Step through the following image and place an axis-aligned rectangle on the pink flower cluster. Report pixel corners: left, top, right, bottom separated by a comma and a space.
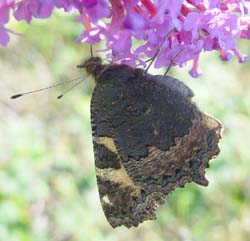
1, 0, 250, 77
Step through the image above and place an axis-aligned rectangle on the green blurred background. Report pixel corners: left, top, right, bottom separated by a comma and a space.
1, 11, 250, 241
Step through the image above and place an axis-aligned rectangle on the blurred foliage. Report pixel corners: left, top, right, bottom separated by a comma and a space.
1, 11, 250, 241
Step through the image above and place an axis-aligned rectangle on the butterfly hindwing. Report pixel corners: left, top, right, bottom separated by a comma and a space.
90, 63, 222, 228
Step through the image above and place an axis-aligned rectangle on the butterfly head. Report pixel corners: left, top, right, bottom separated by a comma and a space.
77, 57, 103, 78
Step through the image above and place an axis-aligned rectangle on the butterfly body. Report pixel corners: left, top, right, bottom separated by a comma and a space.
81, 57, 222, 228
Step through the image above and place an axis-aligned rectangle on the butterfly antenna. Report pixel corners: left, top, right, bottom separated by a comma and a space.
10, 76, 86, 99
90, 45, 94, 58
164, 49, 185, 76
145, 30, 173, 73
57, 78, 86, 99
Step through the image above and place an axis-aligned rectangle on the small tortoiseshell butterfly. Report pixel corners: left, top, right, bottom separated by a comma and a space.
78, 57, 223, 228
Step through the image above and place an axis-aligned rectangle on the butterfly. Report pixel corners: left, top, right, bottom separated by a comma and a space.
77, 57, 223, 228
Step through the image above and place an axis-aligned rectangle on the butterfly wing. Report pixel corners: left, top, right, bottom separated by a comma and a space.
91, 65, 222, 228
91, 83, 164, 228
